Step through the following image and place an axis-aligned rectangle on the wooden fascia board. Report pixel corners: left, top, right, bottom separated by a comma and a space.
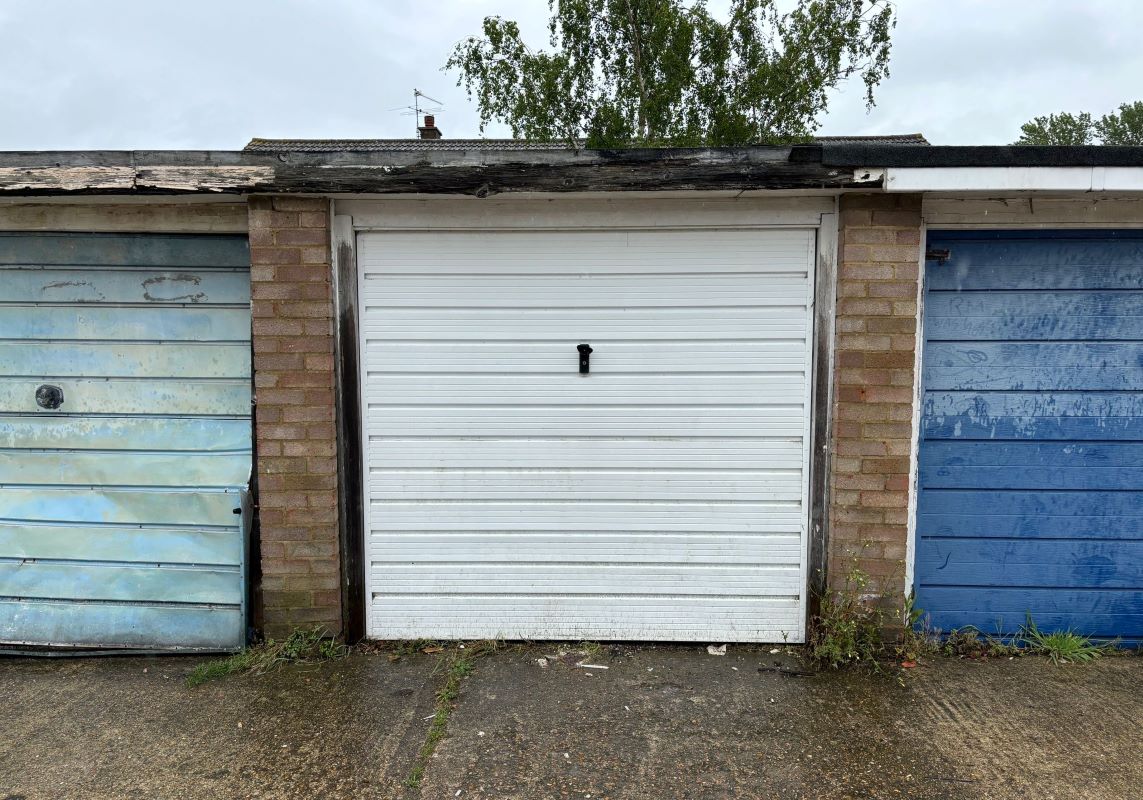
0, 148, 868, 196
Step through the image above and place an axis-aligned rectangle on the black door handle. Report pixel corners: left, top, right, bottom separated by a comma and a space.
577, 343, 593, 374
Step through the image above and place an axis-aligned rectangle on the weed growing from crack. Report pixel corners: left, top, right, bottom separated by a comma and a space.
895, 591, 941, 663
809, 562, 884, 669
916, 616, 1120, 665
809, 546, 1125, 671
185, 626, 347, 687
939, 626, 1021, 659
404, 641, 501, 790
381, 639, 446, 661
576, 641, 603, 659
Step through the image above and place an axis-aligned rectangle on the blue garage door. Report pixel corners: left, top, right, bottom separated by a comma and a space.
0, 233, 252, 651
916, 230, 1143, 641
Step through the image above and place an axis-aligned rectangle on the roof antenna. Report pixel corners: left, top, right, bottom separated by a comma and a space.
386, 89, 444, 137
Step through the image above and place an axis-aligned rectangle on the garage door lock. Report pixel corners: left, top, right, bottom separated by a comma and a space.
577, 343, 593, 374
35, 384, 64, 410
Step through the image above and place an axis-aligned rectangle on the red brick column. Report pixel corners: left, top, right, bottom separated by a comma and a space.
828, 194, 923, 601
247, 196, 342, 638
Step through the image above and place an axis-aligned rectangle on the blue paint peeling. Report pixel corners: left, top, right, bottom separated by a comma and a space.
916, 230, 1143, 641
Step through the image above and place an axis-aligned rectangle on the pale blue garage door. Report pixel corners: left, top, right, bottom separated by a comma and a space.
0, 233, 252, 650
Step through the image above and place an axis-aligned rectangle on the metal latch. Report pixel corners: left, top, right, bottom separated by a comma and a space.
577, 343, 593, 375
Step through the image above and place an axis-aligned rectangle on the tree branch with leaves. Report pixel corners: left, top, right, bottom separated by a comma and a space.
446, 0, 896, 147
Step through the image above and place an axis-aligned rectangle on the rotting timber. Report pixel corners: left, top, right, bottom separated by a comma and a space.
0, 144, 873, 197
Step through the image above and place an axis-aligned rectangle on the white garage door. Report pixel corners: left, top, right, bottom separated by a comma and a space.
358, 222, 816, 642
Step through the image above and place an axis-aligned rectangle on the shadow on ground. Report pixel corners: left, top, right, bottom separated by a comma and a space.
1, 645, 1139, 799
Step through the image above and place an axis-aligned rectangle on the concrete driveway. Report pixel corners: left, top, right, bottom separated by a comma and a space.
1, 645, 1139, 799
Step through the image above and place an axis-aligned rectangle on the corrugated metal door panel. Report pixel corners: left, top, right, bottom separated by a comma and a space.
915, 230, 1143, 641
371, 374, 803, 404
366, 598, 802, 642
0, 601, 242, 650
0, 524, 243, 563
370, 502, 805, 532
367, 408, 807, 437
0, 268, 249, 303
0, 380, 250, 415
0, 232, 251, 267
0, 417, 251, 450
362, 308, 807, 340
371, 439, 804, 469
0, 342, 250, 378
0, 232, 251, 651
362, 274, 809, 306
366, 341, 808, 372
0, 452, 249, 486
0, 307, 252, 340
358, 226, 815, 642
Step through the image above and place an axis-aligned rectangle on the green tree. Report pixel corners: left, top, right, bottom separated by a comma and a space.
1014, 112, 1095, 145
1096, 101, 1143, 145
1014, 102, 1143, 145
446, 0, 896, 147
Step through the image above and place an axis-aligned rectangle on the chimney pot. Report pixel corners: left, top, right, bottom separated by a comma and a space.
418, 114, 443, 140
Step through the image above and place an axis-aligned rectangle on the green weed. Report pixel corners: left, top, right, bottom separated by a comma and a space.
405, 641, 501, 789
809, 563, 885, 668
379, 639, 447, 661
1021, 616, 1117, 665
936, 616, 1120, 664
576, 641, 603, 659
812, 555, 1124, 670
185, 626, 347, 687
939, 626, 1020, 659
895, 591, 940, 663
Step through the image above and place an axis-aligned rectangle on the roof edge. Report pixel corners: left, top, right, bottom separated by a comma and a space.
242, 133, 929, 153
822, 144, 1143, 168
0, 146, 876, 196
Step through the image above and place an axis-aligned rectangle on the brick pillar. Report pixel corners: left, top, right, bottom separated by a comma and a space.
248, 196, 342, 638
828, 194, 923, 602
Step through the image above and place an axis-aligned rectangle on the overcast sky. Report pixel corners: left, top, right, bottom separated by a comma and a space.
0, 0, 1139, 150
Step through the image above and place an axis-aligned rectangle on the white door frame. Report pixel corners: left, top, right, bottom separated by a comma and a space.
334, 192, 840, 640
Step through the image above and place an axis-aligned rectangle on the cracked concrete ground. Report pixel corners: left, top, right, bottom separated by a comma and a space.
1, 645, 1139, 799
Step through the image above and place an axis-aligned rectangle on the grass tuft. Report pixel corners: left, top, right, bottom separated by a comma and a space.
931, 616, 1120, 665
1020, 616, 1117, 665
185, 626, 347, 687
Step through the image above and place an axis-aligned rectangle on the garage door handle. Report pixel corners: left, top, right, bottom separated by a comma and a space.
577, 343, 593, 374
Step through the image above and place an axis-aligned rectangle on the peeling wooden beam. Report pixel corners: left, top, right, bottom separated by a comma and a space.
268, 160, 862, 195
0, 163, 275, 196
0, 148, 871, 196
136, 166, 275, 193
0, 167, 136, 193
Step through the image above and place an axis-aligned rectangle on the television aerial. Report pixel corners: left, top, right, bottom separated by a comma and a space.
387, 89, 444, 136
